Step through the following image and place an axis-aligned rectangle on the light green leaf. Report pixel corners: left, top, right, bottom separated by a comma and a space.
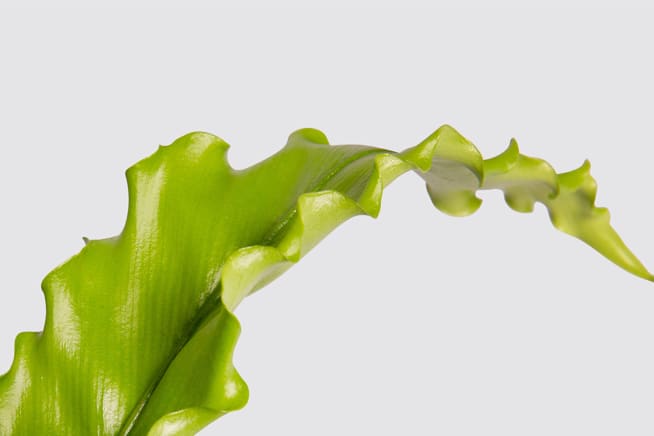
1, 125, 651, 435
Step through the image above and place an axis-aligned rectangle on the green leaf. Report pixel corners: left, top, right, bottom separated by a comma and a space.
1, 125, 651, 435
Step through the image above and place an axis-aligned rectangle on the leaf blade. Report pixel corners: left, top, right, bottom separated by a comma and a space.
1, 126, 650, 435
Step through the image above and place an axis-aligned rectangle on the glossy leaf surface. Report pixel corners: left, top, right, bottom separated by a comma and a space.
1, 125, 651, 435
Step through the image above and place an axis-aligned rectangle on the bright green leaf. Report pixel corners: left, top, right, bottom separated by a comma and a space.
1, 125, 651, 435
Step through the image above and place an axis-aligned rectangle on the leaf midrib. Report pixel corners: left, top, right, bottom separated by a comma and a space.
117, 292, 222, 435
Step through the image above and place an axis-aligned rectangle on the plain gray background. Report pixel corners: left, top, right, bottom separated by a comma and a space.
1, 6, 653, 435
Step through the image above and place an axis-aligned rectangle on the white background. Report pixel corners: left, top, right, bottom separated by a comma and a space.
1, 6, 653, 436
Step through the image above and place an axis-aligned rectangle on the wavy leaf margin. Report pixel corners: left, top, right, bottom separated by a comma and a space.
1, 125, 651, 435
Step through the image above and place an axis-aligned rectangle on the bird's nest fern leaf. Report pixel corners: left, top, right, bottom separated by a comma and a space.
1, 125, 650, 436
